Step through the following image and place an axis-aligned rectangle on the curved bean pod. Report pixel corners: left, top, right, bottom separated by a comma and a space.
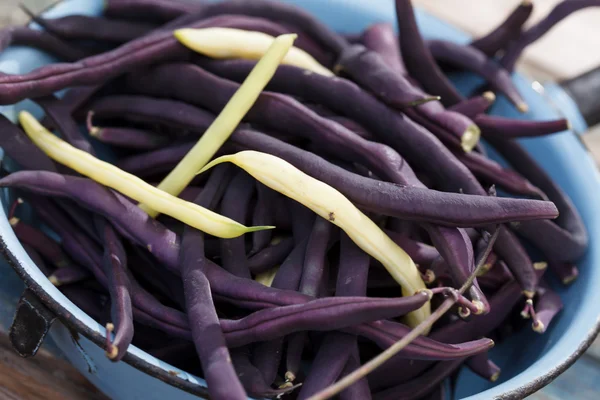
395, 0, 463, 105
501, 0, 600, 72
476, 115, 570, 139
0, 27, 88, 61
426, 39, 527, 111
470, 0, 533, 57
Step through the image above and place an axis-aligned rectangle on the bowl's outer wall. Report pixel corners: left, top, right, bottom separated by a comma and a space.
0, 1, 599, 399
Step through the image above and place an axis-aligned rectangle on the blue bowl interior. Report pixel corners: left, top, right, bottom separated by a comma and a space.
1, 0, 600, 399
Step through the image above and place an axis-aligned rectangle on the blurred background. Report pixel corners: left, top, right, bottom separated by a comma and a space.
0, 1, 599, 399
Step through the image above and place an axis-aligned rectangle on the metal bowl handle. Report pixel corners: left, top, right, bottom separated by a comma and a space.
9, 288, 56, 357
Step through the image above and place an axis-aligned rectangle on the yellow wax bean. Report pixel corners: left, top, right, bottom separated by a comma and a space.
174, 27, 333, 76
199, 151, 429, 326
18, 111, 273, 239
140, 32, 297, 217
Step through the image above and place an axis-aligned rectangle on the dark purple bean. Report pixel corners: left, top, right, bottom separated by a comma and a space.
531, 281, 564, 333
486, 137, 588, 262
427, 39, 527, 111
426, 226, 489, 314
501, 0, 600, 72
395, 0, 463, 105
10, 218, 71, 268
448, 92, 496, 119
219, 170, 254, 279
370, 280, 519, 390
326, 116, 375, 140
286, 217, 334, 379
0, 114, 59, 172
477, 260, 514, 292
129, 64, 422, 188
454, 148, 546, 199
298, 333, 356, 399
334, 44, 434, 108
60, 284, 109, 323
0, 14, 264, 104
338, 347, 372, 400
99, 219, 134, 361
49, 264, 91, 286
298, 233, 369, 394
22, 243, 53, 277
180, 165, 247, 400
29, 14, 155, 43
253, 237, 308, 385
0, 27, 88, 61
250, 183, 276, 255
237, 130, 556, 227
248, 236, 295, 275
103, 0, 199, 22
466, 352, 500, 382
360, 22, 406, 76
227, 128, 550, 296
230, 349, 297, 398
373, 358, 464, 400
89, 94, 216, 134
470, 0, 533, 57
220, 293, 431, 348
349, 321, 494, 360
128, 245, 185, 308
34, 94, 95, 154
476, 115, 570, 139
29, 196, 108, 284
86, 112, 168, 150
1, 171, 180, 270
116, 141, 194, 177
548, 262, 578, 285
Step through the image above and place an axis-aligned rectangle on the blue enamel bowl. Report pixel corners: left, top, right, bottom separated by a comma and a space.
0, 0, 599, 399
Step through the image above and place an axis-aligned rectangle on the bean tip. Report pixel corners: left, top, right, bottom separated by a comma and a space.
566, 119, 573, 131
483, 91, 496, 103
196, 155, 234, 175
410, 96, 441, 107
562, 273, 578, 285
472, 300, 486, 315
86, 111, 101, 137
490, 371, 501, 382
416, 288, 433, 300
48, 275, 60, 286
245, 225, 277, 233
533, 261, 547, 271
458, 306, 471, 319
517, 102, 529, 114
9, 216, 20, 226
532, 319, 545, 333
284, 371, 296, 383
105, 344, 119, 360
461, 125, 481, 153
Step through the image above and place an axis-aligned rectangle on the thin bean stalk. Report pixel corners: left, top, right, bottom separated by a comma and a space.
140, 32, 297, 217
307, 228, 500, 400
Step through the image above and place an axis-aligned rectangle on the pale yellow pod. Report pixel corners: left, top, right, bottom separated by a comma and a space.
175, 27, 334, 77
200, 151, 429, 326
18, 112, 273, 239
140, 32, 298, 217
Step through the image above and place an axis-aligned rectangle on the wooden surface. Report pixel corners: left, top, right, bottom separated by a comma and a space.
0, 334, 107, 400
1, 1, 600, 399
